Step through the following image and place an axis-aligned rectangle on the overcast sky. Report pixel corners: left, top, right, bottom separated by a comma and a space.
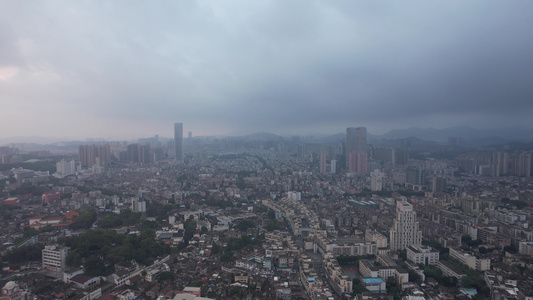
1, 1, 532, 140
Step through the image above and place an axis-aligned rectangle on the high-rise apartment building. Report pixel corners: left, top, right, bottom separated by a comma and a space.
371, 169, 383, 191
389, 199, 422, 251
330, 159, 337, 174
131, 198, 146, 212
320, 151, 327, 174
432, 176, 447, 196
373, 147, 395, 165
492, 151, 509, 177
174, 123, 183, 162
511, 151, 532, 177
346, 127, 367, 173
406, 167, 425, 186
78, 144, 111, 168
56, 159, 77, 176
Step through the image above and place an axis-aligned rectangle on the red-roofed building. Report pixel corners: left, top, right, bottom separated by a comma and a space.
42, 192, 61, 203
3, 197, 19, 205
64, 210, 79, 220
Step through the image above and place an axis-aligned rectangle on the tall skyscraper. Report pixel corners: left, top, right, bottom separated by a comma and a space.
370, 169, 383, 191
389, 199, 422, 251
174, 123, 183, 162
346, 127, 367, 169
330, 159, 337, 174
320, 151, 327, 174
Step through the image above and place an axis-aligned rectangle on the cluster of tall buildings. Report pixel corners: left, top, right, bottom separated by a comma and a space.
468, 151, 533, 177
492, 151, 532, 177
78, 144, 111, 168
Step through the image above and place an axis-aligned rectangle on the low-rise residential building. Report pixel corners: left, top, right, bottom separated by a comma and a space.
365, 229, 388, 248
449, 247, 490, 271
407, 244, 439, 265
361, 278, 386, 293
437, 260, 466, 283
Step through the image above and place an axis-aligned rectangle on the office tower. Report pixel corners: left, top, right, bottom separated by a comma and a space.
188, 131, 192, 139
330, 160, 337, 174
389, 199, 422, 251
174, 123, 183, 162
371, 169, 383, 191
406, 166, 425, 186
320, 151, 327, 174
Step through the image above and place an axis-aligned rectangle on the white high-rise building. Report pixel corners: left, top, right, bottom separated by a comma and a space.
389, 199, 422, 251
330, 160, 337, 174
42, 245, 70, 271
131, 198, 146, 212
56, 160, 76, 176
371, 169, 383, 191
287, 191, 301, 201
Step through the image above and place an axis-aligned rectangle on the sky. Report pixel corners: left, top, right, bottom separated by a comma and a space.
1, 1, 533, 141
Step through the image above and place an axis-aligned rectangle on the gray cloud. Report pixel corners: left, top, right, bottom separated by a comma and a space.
1, 1, 532, 139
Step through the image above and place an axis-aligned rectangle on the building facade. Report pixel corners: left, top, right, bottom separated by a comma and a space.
389, 199, 422, 251
407, 245, 439, 265
42, 245, 70, 271
174, 122, 183, 162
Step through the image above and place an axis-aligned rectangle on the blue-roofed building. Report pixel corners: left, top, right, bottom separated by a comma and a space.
361, 277, 386, 293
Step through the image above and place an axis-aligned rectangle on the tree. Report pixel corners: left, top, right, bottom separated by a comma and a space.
351, 279, 369, 295
23, 226, 39, 238
235, 220, 255, 232
221, 251, 234, 262
70, 209, 97, 229
5, 243, 44, 264
211, 244, 221, 255
386, 277, 400, 297
84, 257, 104, 277
158, 271, 173, 281
266, 220, 278, 232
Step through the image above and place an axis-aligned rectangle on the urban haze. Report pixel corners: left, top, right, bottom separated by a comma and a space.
1, 1, 533, 300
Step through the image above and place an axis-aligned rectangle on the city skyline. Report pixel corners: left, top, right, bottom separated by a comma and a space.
1, 1, 533, 140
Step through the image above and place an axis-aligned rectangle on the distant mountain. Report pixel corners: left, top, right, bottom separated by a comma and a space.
314, 133, 345, 143
377, 126, 533, 142
0, 136, 72, 146
239, 132, 282, 141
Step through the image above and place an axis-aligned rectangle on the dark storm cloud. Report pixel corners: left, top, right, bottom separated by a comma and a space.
0, 1, 532, 139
